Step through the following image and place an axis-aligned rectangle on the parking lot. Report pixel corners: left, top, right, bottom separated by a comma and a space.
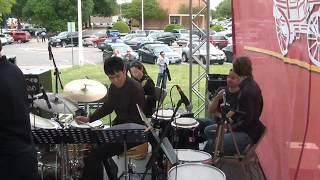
1, 38, 186, 69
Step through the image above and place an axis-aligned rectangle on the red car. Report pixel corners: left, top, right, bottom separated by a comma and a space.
9, 31, 31, 43
209, 35, 229, 49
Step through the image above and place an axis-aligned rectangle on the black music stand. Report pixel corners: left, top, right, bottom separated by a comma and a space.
95, 123, 147, 180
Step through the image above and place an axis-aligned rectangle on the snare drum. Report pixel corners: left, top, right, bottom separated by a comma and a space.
171, 117, 199, 149
174, 149, 212, 164
69, 120, 103, 128
29, 113, 60, 129
168, 163, 226, 180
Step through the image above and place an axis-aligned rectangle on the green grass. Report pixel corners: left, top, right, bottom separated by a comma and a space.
55, 63, 232, 122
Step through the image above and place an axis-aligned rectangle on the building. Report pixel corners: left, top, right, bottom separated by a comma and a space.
144, 0, 207, 29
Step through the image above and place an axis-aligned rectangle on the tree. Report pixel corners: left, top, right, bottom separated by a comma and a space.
0, 0, 16, 15
214, 0, 231, 18
122, 0, 167, 21
0, 0, 16, 27
21, 0, 94, 32
92, 0, 118, 17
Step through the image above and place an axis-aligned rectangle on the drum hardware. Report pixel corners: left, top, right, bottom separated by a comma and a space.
106, 124, 147, 180
137, 104, 181, 180
212, 103, 245, 166
63, 79, 108, 103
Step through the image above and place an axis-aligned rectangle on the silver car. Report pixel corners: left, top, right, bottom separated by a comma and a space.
181, 42, 226, 64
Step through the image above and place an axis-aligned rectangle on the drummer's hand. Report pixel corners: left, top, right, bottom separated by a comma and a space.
75, 116, 90, 124
144, 127, 153, 132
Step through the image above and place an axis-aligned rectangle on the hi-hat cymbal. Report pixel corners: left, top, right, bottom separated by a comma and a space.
63, 79, 107, 103
33, 93, 79, 114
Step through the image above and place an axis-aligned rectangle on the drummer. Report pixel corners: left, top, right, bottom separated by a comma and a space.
0, 40, 38, 179
75, 57, 145, 180
129, 61, 156, 117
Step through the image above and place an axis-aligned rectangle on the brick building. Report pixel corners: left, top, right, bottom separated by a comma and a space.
144, 0, 207, 29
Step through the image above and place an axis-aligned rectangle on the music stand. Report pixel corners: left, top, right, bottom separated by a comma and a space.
95, 123, 147, 180
136, 104, 178, 180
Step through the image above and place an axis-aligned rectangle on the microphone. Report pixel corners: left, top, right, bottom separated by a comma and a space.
165, 63, 171, 81
48, 43, 52, 60
176, 85, 192, 112
41, 86, 52, 109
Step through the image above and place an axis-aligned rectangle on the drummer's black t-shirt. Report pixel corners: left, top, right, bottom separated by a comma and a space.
0, 56, 34, 155
89, 76, 145, 125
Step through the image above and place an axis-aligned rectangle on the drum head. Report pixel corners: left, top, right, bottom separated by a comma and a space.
168, 163, 225, 180
29, 114, 60, 129
175, 149, 212, 163
171, 117, 199, 128
70, 120, 103, 128
152, 109, 180, 120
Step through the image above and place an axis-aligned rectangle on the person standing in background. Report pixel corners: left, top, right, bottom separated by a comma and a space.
156, 51, 169, 89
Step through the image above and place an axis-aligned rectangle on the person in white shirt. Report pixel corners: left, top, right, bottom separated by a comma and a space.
156, 51, 169, 89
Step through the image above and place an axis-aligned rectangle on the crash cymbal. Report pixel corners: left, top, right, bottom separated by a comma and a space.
63, 79, 107, 103
33, 93, 79, 114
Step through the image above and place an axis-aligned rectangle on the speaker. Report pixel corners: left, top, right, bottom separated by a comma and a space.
21, 68, 52, 98
207, 74, 227, 95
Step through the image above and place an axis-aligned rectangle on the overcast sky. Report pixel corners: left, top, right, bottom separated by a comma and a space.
117, 0, 224, 10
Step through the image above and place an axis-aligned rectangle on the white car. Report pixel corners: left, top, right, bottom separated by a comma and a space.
181, 42, 226, 64
0, 34, 14, 44
0, 35, 8, 45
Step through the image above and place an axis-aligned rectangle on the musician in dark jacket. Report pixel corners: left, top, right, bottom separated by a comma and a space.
0, 40, 38, 180
129, 61, 156, 117
232, 56, 265, 144
75, 57, 145, 180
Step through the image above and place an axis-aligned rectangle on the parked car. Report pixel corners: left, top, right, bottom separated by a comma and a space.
176, 34, 200, 46
181, 42, 226, 64
129, 30, 147, 36
102, 43, 138, 62
8, 31, 31, 43
0, 34, 14, 44
0, 35, 8, 45
209, 35, 229, 49
49, 31, 79, 47
123, 34, 146, 41
97, 38, 124, 51
124, 37, 152, 50
171, 29, 189, 39
106, 29, 121, 39
138, 43, 181, 64
222, 44, 233, 63
83, 34, 106, 47
148, 32, 176, 46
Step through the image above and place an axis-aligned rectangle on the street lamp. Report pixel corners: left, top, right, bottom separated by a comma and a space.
141, 0, 144, 30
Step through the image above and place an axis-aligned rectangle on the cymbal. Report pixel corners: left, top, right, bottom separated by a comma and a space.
33, 93, 79, 114
63, 79, 107, 103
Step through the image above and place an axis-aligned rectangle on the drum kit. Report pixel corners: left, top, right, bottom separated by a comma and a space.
30, 79, 108, 180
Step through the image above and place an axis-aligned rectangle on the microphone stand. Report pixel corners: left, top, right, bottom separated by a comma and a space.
141, 99, 183, 180
48, 43, 63, 94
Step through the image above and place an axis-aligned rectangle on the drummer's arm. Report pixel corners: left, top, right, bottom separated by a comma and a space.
208, 89, 224, 114
89, 93, 114, 122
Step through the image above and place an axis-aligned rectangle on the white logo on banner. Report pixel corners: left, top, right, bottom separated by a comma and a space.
273, 0, 320, 66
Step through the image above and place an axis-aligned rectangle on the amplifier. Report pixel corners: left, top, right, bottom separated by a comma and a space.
21, 68, 52, 98
207, 74, 227, 95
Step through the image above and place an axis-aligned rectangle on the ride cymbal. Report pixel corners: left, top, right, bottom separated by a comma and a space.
63, 79, 107, 103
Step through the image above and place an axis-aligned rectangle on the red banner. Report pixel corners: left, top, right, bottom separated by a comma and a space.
233, 0, 320, 179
